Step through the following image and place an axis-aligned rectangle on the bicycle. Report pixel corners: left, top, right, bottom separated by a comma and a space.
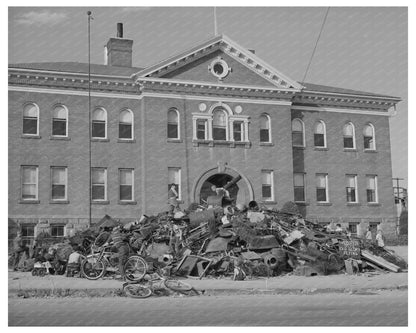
122, 270, 195, 299
80, 244, 147, 281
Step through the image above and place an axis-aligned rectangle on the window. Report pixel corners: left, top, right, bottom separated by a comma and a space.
363, 124, 376, 150
316, 174, 329, 202
119, 110, 133, 139
346, 175, 358, 203
292, 119, 304, 147
196, 119, 207, 140
51, 225, 65, 238
21, 166, 38, 200
91, 168, 107, 201
343, 122, 355, 149
261, 170, 274, 201
168, 167, 181, 200
52, 105, 68, 137
209, 58, 230, 80
51, 167, 67, 201
366, 175, 378, 203
23, 103, 39, 135
167, 108, 179, 139
233, 121, 244, 142
314, 121, 326, 147
212, 109, 227, 140
21, 225, 35, 247
293, 173, 305, 202
119, 169, 134, 201
92, 108, 107, 139
260, 114, 271, 143
348, 223, 358, 236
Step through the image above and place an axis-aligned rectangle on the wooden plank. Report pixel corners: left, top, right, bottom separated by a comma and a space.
361, 250, 400, 272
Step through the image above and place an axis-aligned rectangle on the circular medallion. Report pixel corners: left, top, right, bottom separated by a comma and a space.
198, 103, 207, 112
235, 105, 243, 114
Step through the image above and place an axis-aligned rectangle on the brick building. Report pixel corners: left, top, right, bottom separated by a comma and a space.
8, 30, 401, 244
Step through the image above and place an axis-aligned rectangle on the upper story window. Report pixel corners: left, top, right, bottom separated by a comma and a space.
259, 114, 271, 143
52, 105, 68, 137
119, 169, 134, 202
366, 175, 378, 203
51, 167, 67, 201
91, 168, 107, 201
363, 123, 376, 150
343, 122, 356, 149
292, 118, 305, 147
293, 173, 305, 202
261, 170, 274, 201
23, 103, 39, 135
21, 166, 38, 201
316, 173, 329, 202
346, 174, 358, 203
314, 120, 326, 148
92, 108, 107, 139
212, 108, 227, 141
167, 108, 180, 139
119, 109, 133, 140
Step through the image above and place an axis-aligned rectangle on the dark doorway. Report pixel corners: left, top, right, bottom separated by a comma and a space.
200, 173, 239, 204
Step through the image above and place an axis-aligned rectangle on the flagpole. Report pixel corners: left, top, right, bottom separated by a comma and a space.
87, 11, 92, 227
214, 7, 217, 36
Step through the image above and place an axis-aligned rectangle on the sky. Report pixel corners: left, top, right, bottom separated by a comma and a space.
8, 6, 408, 187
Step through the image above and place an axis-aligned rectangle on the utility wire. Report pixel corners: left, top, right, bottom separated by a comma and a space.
87, 11, 92, 227
301, 7, 330, 85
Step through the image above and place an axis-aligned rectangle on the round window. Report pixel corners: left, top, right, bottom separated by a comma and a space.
209, 58, 230, 79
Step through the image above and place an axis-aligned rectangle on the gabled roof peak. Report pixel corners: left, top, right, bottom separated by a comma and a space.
134, 35, 303, 90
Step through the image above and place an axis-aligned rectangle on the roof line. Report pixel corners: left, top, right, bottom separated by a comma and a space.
8, 67, 133, 80
301, 89, 401, 101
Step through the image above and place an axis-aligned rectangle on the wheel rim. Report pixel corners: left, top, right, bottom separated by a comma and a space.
124, 285, 152, 298
82, 256, 105, 280
124, 256, 147, 281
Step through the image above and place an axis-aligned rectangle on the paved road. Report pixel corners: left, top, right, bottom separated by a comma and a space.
9, 291, 407, 326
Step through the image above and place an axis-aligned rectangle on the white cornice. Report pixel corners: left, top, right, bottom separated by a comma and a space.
8, 85, 142, 99
301, 89, 401, 102
9, 67, 133, 80
141, 92, 292, 106
137, 77, 299, 93
291, 105, 395, 117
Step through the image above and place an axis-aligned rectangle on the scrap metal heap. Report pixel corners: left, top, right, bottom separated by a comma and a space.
70, 201, 407, 279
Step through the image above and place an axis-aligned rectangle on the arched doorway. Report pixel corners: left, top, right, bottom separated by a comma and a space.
192, 166, 254, 205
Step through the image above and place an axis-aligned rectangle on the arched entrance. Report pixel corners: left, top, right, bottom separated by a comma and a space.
192, 166, 254, 205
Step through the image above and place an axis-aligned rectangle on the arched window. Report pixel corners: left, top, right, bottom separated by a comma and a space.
363, 123, 376, 150
119, 109, 133, 139
52, 105, 68, 137
23, 103, 39, 135
314, 120, 326, 147
292, 118, 305, 147
92, 108, 107, 139
343, 122, 355, 149
167, 108, 179, 139
212, 108, 227, 140
260, 114, 271, 143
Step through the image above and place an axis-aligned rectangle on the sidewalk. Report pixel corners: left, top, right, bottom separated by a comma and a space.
8, 270, 408, 297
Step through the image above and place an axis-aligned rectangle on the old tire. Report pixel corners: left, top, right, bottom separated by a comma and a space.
124, 284, 152, 299
81, 255, 106, 280
124, 255, 147, 282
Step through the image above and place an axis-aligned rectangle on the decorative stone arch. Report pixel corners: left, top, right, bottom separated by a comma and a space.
192, 164, 254, 205
207, 102, 233, 116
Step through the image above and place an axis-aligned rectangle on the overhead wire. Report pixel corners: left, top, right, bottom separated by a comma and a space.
301, 7, 330, 85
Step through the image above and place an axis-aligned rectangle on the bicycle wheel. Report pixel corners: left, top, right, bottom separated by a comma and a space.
124, 256, 147, 282
81, 255, 106, 280
164, 279, 193, 292
123, 284, 152, 299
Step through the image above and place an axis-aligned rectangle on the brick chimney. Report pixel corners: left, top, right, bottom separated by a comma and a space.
105, 23, 133, 67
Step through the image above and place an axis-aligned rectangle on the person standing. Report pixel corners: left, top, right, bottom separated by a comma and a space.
104, 226, 130, 279
12, 231, 29, 271
168, 184, 180, 215
376, 230, 385, 248
365, 227, 373, 241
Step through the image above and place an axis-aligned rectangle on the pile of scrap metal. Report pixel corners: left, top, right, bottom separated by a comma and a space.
69, 202, 407, 280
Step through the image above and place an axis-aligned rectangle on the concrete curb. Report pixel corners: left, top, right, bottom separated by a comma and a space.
8, 284, 408, 298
